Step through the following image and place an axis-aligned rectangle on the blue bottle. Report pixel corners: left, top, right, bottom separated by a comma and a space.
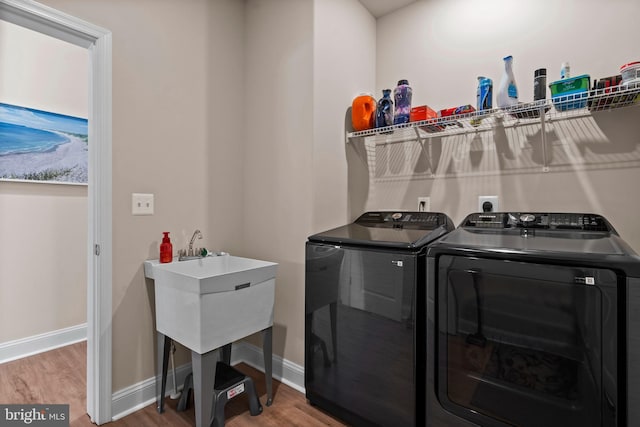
393, 79, 412, 124
477, 76, 493, 111
375, 89, 394, 128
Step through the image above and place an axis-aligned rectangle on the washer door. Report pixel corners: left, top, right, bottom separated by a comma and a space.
436, 255, 618, 427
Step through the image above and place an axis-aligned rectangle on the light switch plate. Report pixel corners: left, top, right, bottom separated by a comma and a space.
132, 193, 154, 215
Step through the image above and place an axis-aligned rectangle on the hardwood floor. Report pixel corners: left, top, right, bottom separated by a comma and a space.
0, 342, 347, 426
0, 341, 87, 424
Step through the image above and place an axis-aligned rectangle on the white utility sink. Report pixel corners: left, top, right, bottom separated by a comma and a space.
144, 255, 278, 354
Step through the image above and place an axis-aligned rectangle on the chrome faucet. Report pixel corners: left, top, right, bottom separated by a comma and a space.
188, 229, 203, 256
178, 229, 227, 261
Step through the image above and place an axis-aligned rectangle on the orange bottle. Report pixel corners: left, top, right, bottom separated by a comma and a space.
351, 93, 376, 131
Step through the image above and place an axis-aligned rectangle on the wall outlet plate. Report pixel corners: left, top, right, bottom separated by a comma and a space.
132, 193, 154, 215
478, 195, 499, 212
418, 196, 431, 212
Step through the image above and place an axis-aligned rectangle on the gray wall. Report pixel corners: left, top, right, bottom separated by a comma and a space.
0, 20, 88, 342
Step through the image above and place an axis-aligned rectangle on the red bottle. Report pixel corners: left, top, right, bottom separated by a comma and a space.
160, 232, 173, 263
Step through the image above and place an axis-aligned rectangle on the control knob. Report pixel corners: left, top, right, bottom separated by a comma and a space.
520, 213, 536, 225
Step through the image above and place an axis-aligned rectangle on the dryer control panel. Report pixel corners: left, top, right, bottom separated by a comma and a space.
356, 211, 448, 229
462, 212, 614, 232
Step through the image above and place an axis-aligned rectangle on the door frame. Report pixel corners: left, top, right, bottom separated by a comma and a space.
0, 0, 112, 424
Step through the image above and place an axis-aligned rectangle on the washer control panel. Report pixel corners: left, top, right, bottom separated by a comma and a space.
463, 212, 612, 232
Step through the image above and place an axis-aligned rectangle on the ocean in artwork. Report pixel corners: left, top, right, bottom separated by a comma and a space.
0, 102, 88, 183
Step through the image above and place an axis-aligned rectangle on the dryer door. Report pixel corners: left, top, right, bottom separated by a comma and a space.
305, 242, 419, 426
436, 255, 618, 427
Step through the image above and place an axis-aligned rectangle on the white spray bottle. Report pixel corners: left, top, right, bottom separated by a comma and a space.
497, 55, 519, 108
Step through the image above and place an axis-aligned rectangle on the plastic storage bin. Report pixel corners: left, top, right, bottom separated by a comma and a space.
410, 105, 437, 122
549, 74, 590, 111
620, 61, 640, 89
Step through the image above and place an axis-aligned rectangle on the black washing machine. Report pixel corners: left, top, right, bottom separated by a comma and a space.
305, 211, 454, 427
425, 212, 640, 427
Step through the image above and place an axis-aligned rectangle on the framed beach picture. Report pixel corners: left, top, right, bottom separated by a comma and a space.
0, 102, 88, 184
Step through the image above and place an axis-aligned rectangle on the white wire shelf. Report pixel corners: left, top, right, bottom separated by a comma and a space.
346, 85, 640, 143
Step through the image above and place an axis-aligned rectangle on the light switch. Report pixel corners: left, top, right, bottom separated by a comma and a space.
132, 193, 154, 215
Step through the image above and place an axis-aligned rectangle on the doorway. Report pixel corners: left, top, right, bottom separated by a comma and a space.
0, 0, 112, 424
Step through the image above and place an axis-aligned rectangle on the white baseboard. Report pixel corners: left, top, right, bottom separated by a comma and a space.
111, 361, 193, 420
0, 323, 87, 364
231, 341, 305, 394
110, 341, 305, 421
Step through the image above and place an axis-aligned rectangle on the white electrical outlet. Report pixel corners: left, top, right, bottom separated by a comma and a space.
478, 195, 499, 212
418, 196, 431, 212
132, 193, 154, 215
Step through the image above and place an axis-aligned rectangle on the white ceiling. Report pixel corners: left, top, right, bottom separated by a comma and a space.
358, 0, 418, 18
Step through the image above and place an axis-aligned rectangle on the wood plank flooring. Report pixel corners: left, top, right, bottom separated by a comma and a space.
0, 342, 348, 426
0, 341, 87, 424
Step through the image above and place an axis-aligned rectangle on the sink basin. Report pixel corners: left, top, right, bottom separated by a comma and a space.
144, 255, 278, 353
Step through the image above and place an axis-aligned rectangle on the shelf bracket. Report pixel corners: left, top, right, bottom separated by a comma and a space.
413, 127, 435, 176
413, 127, 425, 145
540, 103, 549, 172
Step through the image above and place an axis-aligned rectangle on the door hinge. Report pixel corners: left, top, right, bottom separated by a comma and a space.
94, 244, 101, 256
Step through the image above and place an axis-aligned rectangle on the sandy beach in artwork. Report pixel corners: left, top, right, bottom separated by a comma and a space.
0, 133, 88, 183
